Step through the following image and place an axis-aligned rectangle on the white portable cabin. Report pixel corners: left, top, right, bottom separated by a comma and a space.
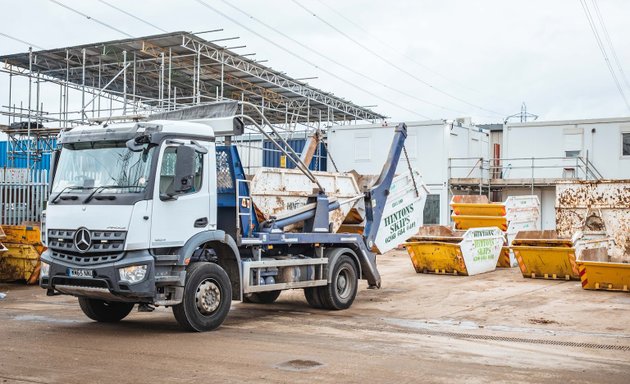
502, 116, 630, 229
327, 119, 490, 225
503, 116, 630, 179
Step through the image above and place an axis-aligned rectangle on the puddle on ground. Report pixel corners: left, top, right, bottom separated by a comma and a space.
275, 359, 324, 372
4, 303, 70, 311
383, 317, 630, 340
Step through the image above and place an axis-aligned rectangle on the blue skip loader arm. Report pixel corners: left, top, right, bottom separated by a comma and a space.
362, 123, 408, 250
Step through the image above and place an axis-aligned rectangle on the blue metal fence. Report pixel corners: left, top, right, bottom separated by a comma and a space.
262, 138, 327, 171
0, 141, 53, 173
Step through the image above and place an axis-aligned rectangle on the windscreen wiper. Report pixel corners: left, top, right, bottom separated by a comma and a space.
83, 185, 143, 204
50, 186, 93, 204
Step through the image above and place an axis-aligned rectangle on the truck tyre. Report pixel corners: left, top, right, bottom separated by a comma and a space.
319, 255, 358, 310
78, 297, 134, 322
243, 290, 281, 304
303, 287, 323, 309
173, 262, 232, 332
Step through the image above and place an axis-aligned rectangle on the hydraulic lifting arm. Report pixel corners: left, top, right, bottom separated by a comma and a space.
362, 123, 408, 249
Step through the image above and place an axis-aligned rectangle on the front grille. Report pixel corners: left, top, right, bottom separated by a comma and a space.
51, 250, 124, 266
51, 276, 109, 289
48, 228, 126, 255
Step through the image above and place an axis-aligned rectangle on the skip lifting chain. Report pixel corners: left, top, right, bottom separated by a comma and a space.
402, 144, 420, 196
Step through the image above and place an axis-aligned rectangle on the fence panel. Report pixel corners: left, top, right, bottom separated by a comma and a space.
0, 169, 49, 225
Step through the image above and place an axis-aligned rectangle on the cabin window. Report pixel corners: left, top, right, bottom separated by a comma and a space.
159, 146, 203, 195
623, 133, 630, 157
565, 150, 580, 158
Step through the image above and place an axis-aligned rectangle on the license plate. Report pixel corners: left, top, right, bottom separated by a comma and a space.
67, 268, 94, 278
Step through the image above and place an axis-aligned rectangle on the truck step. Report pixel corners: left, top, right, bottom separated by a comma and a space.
154, 254, 179, 265
155, 275, 184, 285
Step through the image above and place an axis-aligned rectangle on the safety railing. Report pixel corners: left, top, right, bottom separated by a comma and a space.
448, 155, 603, 186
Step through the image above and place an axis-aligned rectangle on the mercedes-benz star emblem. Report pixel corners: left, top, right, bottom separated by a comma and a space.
74, 228, 91, 253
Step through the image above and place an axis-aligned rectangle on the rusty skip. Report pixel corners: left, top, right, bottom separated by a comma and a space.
556, 180, 630, 262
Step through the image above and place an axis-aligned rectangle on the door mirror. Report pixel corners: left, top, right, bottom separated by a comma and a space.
173, 145, 196, 194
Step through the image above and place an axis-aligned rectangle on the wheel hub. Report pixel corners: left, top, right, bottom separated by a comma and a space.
336, 269, 351, 299
337, 274, 347, 293
195, 279, 221, 315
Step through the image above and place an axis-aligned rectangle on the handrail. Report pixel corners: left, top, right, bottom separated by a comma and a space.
448, 155, 603, 182
577, 157, 604, 180
449, 156, 588, 161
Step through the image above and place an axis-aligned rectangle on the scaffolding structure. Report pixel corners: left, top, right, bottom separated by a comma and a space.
0, 31, 385, 169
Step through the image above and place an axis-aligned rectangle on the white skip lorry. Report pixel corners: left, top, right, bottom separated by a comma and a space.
39, 102, 421, 331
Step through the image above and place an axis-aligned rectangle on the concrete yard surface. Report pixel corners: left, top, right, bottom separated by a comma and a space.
1, 250, 629, 383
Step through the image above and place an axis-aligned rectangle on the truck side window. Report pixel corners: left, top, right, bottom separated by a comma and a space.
159, 147, 204, 195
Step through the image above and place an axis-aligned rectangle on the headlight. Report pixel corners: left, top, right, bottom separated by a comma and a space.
118, 265, 148, 284
40, 261, 50, 277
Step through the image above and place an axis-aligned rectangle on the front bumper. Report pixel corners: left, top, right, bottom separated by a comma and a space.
40, 249, 157, 303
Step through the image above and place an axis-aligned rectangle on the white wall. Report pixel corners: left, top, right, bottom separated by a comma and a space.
327, 119, 490, 225
503, 117, 630, 179
328, 120, 489, 183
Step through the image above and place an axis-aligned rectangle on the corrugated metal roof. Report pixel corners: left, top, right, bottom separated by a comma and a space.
0, 31, 384, 124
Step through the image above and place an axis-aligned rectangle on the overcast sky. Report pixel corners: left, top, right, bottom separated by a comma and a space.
1, 0, 629, 124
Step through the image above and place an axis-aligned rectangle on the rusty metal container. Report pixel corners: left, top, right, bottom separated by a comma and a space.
0, 225, 44, 284
250, 168, 361, 232
450, 195, 540, 220
450, 195, 540, 268
450, 195, 505, 216
404, 226, 504, 276
576, 238, 630, 292
510, 230, 579, 280
577, 260, 630, 292
555, 180, 630, 291
451, 215, 508, 231
556, 180, 630, 263
497, 246, 511, 268
504, 195, 541, 222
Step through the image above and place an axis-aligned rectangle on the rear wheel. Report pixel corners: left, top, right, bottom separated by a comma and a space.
243, 290, 281, 304
173, 262, 232, 332
319, 255, 358, 310
78, 298, 135, 323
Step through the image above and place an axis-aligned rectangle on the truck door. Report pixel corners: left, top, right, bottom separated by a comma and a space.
150, 142, 212, 249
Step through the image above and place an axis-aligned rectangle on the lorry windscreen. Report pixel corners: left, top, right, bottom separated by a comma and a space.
51, 141, 155, 195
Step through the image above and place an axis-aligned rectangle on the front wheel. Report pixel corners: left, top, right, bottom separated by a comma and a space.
78, 297, 135, 322
173, 262, 232, 332
319, 255, 359, 310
